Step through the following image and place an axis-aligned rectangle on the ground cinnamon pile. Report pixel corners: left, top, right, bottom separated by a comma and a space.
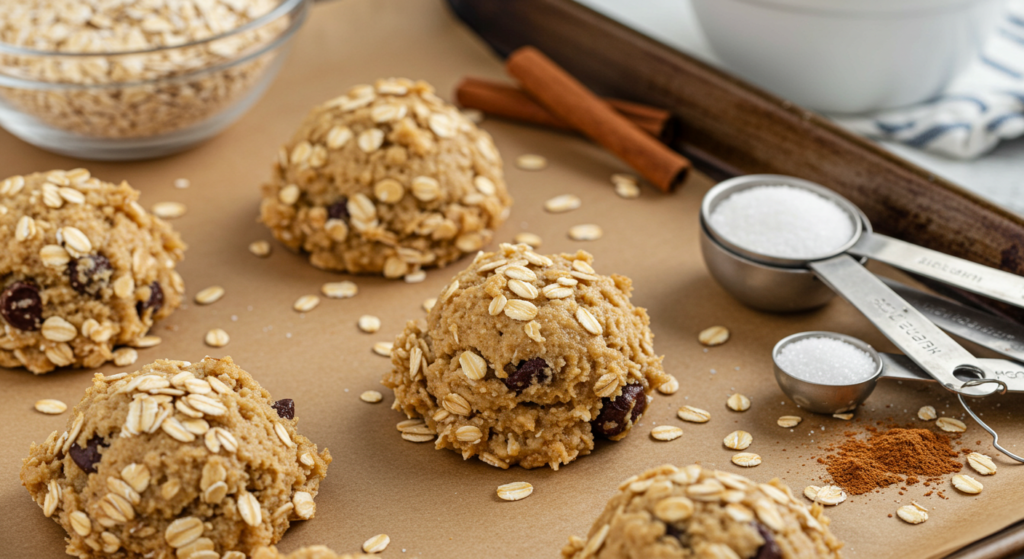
824, 428, 962, 494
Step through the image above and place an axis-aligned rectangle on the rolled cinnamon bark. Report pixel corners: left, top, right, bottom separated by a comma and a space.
455, 77, 679, 143
505, 46, 691, 192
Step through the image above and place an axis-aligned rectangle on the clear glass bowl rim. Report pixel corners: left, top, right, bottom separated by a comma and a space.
0, 0, 307, 58
0, 0, 309, 89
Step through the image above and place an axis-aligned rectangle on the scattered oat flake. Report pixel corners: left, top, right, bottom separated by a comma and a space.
497, 481, 534, 501
803, 486, 820, 501
322, 281, 358, 299
723, 430, 752, 450
516, 154, 547, 170
917, 405, 937, 421
651, 425, 683, 441
372, 342, 394, 357
568, 224, 603, 241
133, 335, 162, 348
152, 201, 186, 219
726, 393, 750, 412
967, 452, 997, 475
814, 485, 847, 505
951, 474, 983, 494
897, 504, 928, 524
205, 329, 229, 348
249, 241, 271, 257
422, 298, 437, 312
698, 326, 730, 346
294, 295, 320, 312
777, 415, 802, 428
362, 534, 390, 554
404, 270, 426, 283
35, 399, 67, 414
678, 405, 711, 423
360, 390, 383, 404
657, 374, 679, 395
195, 286, 225, 305
174, 178, 190, 189
936, 416, 966, 433
514, 232, 543, 248
358, 315, 381, 333
731, 453, 761, 467
833, 413, 854, 420
545, 194, 582, 213
614, 181, 641, 199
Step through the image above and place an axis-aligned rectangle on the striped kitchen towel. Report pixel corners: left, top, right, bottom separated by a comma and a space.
836, 0, 1024, 159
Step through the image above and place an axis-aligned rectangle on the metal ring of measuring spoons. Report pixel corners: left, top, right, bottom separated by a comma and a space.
957, 379, 1024, 463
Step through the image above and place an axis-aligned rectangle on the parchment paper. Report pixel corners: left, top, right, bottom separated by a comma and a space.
2, 1, 1023, 558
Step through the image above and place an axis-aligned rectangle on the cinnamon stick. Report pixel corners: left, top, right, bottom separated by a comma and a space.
505, 46, 691, 192
456, 77, 679, 143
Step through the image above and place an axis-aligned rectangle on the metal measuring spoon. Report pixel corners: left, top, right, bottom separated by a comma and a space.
702, 175, 1014, 398
703, 174, 1024, 310
773, 331, 1024, 463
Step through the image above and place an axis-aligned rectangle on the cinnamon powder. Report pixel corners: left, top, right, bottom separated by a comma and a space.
824, 428, 962, 495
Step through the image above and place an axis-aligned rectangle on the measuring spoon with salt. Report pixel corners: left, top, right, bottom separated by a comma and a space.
773, 331, 1024, 463
703, 175, 1024, 310
700, 174, 1011, 398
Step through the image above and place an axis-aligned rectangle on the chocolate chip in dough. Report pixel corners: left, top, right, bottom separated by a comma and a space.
272, 398, 294, 419
68, 254, 112, 296
0, 281, 42, 331
328, 198, 350, 222
754, 522, 783, 559
592, 383, 647, 438
502, 358, 550, 392
136, 281, 164, 318
69, 436, 108, 474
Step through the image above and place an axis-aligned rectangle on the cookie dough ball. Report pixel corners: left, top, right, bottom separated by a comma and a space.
260, 78, 512, 277
383, 243, 667, 470
21, 357, 331, 558
0, 169, 186, 374
562, 465, 843, 559
254, 546, 370, 559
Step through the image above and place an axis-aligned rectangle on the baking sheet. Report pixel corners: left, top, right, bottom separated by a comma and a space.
2, 1, 1024, 557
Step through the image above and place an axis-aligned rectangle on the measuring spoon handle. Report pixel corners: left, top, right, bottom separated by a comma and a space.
808, 255, 994, 397
881, 278, 1024, 363
850, 234, 1024, 310
880, 353, 1024, 393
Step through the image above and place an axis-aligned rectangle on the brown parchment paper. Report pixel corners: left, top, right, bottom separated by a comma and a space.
2, 1, 1023, 558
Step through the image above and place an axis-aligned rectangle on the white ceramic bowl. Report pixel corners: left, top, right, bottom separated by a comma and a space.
690, 0, 1004, 113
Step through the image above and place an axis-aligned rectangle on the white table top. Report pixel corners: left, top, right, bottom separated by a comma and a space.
577, 0, 1024, 216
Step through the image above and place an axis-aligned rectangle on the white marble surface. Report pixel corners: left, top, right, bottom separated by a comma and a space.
577, 0, 1024, 216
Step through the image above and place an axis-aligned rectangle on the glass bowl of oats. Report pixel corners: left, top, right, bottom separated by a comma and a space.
0, 0, 309, 160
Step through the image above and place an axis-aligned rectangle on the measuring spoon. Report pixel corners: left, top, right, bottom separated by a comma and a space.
773, 331, 1024, 462
702, 175, 1024, 310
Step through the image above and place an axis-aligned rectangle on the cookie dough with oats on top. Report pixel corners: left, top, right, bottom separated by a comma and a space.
562, 465, 843, 559
260, 78, 513, 277
20, 356, 331, 558
0, 170, 185, 374
383, 243, 667, 470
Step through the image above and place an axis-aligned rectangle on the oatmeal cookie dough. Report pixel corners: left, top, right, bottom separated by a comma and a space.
562, 465, 843, 559
383, 243, 667, 470
20, 356, 331, 558
260, 78, 512, 277
0, 170, 186, 374
253, 546, 369, 559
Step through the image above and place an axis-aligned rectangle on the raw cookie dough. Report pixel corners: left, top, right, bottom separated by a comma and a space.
383, 243, 667, 470
562, 465, 843, 559
253, 546, 369, 559
260, 78, 512, 277
0, 169, 186, 374
21, 356, 331, 558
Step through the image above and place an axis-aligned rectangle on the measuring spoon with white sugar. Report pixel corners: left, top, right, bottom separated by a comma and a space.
701, 174, 1021, 398
702, 174, 1024, 310
773, 331, 1024, 463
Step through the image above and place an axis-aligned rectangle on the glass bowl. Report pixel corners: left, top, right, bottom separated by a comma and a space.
0, 0, 309, 160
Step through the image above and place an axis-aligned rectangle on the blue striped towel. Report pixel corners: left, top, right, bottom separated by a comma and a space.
836, 0, 1024, 159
